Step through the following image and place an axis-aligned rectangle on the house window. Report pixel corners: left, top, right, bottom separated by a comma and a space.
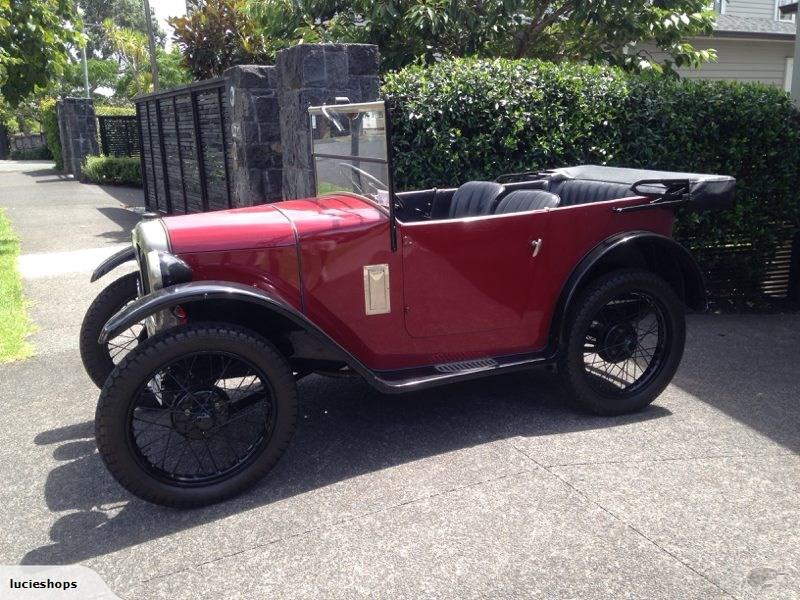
776, 0, 796, 22
713, 0, 726, 13
786, 57, 794, 93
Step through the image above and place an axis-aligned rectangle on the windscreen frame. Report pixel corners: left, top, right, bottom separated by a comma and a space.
307, 100, 398, 250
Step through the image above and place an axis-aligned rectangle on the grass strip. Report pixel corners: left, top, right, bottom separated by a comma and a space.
0, 209, 33, 362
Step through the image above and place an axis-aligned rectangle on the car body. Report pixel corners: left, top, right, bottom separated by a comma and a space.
82, 100, 735, 506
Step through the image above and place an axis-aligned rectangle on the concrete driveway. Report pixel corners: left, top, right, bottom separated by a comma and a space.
1, 163, 799, 599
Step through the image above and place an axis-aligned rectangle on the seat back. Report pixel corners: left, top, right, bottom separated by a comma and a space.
549, 179, 633, 206
494, 190, 559, 214
447, 181, 506, 218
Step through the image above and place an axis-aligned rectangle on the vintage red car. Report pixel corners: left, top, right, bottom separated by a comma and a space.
80, 100, 734, 507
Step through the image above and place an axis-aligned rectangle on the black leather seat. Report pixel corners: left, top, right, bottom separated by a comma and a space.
494, 190, 560, 214
548, 179, 633, 206
447, 181, 506, 218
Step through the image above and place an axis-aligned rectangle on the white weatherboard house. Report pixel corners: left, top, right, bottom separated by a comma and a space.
645, 0, 796, 90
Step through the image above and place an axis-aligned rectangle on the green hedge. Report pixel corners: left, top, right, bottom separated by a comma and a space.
383, 59, 800, 304
83, 155, 142, 187
9, 146, 52, 160
38, 98, 62, 170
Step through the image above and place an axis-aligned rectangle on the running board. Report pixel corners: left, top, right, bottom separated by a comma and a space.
370, 352, 551, 393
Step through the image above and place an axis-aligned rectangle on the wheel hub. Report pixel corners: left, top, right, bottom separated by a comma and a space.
598, 322, 637, 363
172, 387, 230, 439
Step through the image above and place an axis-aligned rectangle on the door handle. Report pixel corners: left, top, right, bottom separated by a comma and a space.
530, 238, 543, 257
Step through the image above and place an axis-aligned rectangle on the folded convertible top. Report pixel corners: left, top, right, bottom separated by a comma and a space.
546, 165, 735, 212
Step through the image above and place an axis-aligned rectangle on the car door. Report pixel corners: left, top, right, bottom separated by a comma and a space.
400, 211, 550, 339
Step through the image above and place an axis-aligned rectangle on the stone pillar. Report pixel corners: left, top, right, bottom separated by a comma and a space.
56, 98, 99, 181
277, 43, 380, 199
224, 65, 283, 206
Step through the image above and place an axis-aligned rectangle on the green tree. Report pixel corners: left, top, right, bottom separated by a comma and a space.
243, 0, 716, 72
157, 47, 193, 90
170, 0, 271, 79
104, 20, 191, 97
0, 0, 82, 106
104, 19, 151, 96
78, 0, 166, 59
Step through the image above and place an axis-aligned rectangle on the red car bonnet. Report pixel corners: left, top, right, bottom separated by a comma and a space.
162, 195, 385, 253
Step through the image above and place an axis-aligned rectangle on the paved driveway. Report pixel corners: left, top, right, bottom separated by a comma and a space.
1, 163, 799, 599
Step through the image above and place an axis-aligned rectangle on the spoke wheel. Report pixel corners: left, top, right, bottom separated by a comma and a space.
129, 351, 276, 486
108, 315, 145, 365
80, 272, 147, 388
558, 270, 685, 416
96, 324, 298, 508
581, 291, 667, 398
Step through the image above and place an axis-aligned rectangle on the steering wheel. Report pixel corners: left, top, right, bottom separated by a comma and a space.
337, 163, 404, 210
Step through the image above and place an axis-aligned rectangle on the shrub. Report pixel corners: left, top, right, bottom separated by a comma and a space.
9, 146, 52, 160
383, 58, 800, 304
83, 155, 142, 187
38, 98, 62, 170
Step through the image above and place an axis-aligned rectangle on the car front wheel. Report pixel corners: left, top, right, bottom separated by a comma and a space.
95, 323, 298, 508
80, 272, 145, 388
557, 269, 686, 416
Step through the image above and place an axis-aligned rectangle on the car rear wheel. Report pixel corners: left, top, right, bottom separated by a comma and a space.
557, 269, 685, 416
80, 272, 146, 389
95, 323, 298, 508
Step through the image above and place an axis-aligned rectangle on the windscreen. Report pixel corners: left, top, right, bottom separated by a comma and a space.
309, 102, 390, 208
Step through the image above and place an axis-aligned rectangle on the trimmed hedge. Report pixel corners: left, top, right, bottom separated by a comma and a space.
9, 146, 52, 160
383, 59, 800, 304
83, 155, 142, 187
38, 98, 62, 170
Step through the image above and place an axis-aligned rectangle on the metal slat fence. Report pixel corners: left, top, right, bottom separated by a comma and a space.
688, 225, 800, 308
98, 116, 139, 157
134, 78, 233, 214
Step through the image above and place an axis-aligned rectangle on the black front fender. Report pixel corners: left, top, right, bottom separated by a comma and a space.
98, 280, 382, 383
101, 281, 308, 343
91, 246, 136, 283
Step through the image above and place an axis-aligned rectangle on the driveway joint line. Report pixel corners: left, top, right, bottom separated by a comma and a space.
138, 468, 535, 585
541, 449, 792, 469
506, 440, 740, 599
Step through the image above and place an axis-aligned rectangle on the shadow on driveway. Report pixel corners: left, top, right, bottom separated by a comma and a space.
23, 370, 669, 565
22, 168, 68, 181
94, 207, 143, 244
671, 316, 800, 455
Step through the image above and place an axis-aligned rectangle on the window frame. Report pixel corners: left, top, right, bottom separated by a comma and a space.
776, 0, 796, 22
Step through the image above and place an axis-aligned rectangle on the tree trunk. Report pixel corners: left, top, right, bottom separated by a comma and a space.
0, 124, 9, 160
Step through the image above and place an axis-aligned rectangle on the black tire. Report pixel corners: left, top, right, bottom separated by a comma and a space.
557, 269, 686, 416
95, 323, 298, 508
80, 272, 144, 388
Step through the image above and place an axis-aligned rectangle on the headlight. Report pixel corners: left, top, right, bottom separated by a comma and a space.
145, 251, 193, 291
132, 219, 191, 292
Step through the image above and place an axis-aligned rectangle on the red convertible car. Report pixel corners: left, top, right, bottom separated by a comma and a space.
80, 100, 734, 507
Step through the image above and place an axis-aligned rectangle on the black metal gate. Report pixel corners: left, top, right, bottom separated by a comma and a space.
135, 78, 233, 214
98, 116, 139, 157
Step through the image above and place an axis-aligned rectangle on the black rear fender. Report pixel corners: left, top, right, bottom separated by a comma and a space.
549, 232, 706, 349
